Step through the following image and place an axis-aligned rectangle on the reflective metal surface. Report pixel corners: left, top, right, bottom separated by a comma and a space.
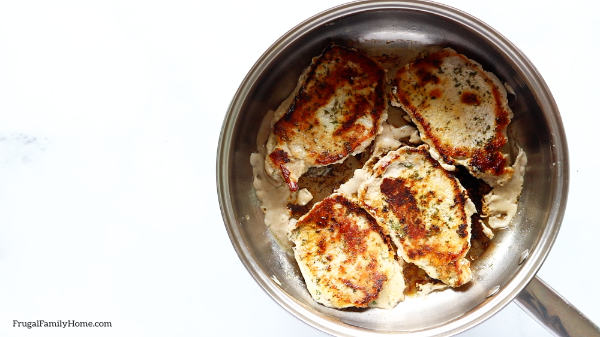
217, 1, 569, 335
517, 277, 600, 337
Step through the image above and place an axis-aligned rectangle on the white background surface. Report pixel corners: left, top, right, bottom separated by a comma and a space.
0, 0, 598, 336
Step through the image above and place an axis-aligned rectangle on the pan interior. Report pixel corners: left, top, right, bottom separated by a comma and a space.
220, 4, 564, 334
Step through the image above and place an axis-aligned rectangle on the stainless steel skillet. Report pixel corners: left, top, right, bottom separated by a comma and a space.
216, 1, 598, 335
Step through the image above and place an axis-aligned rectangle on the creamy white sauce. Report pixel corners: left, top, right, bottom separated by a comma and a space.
250, 152, 294, 250
250, 105, 314, 250
409, 130, 421, 144
427, 146, 456, 171
416, 282, 448, 296
481, 222, 495, 240
337, 167, 370, 197
296, 188, 313, 206
373, 123, 417, 155
483, 148, 527, 229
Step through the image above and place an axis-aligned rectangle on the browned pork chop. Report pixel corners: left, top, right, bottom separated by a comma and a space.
358, 145, 475, 287
391, 48, 513, 186
290, 194, 405, 308
265, 46, 387, 191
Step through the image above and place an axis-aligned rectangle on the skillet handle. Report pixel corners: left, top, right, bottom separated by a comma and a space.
516, 276, 600, 337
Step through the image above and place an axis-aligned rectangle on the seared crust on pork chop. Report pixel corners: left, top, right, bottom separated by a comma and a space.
391, 48, 513, 186
290, 194, 405, 308
266, 46, 387, 191
358, 145, 475, 287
